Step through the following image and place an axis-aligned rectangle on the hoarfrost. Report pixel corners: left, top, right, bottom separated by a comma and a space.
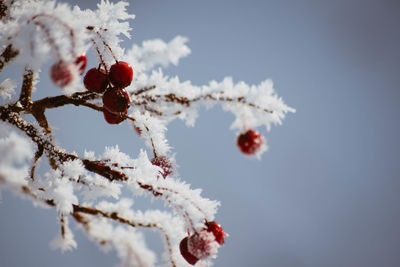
0, 79, 17, 100
0, 0, 294, 266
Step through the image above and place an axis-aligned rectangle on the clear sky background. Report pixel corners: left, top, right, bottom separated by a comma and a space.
1, 0, 400, 266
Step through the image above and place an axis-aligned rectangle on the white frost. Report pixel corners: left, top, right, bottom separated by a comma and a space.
50, 216, 77, 252
0, 1, 294, 266
0, 128, 33, 189
0, 79, 17, 100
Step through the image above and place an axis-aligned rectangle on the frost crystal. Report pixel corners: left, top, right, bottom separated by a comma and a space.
50, 216, 77, 252
0, 0, 294, 266
0, 79, 17, 100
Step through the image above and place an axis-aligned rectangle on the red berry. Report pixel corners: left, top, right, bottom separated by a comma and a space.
50, 61, 73, 88
187, 231, 218, 260
103, 109, 127, 124
74, 54, 87, 75
180, 229, 222, 265
179, 237, 199, 265
84, 68, 108, 93
206, 221, 226, 245
237, 129, 263, 155
102, 87, 130, 124
109, 61, 133, 87
103, 87, 130, 111
151, 156, 173, 178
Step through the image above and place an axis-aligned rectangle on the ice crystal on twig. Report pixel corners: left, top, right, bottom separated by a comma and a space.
0, 0, 294, 266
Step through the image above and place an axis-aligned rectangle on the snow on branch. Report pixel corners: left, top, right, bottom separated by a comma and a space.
0, 0, 294, 266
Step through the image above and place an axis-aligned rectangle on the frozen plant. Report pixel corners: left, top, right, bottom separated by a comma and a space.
0, 0, 295, 266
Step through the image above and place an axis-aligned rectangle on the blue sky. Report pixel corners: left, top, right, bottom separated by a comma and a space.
1, 1, 400, 266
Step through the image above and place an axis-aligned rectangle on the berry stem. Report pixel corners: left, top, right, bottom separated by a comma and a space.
32, 20, 62, 61
30, 13, 76, 58
144, 125, 158, 158
91, 38, 108, 72
95, 30, 118, 62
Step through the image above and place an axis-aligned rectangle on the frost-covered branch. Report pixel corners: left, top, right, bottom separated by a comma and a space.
0, 0, 294, 266
133, 92, 274, 118
0, 178, 175, 266
0, 107, 126, 181
0, 107, 216, 221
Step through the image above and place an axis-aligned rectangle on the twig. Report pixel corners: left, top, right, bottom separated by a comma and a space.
0, 44, 19, 73
0, 107, 127, 181
32, 91, 100, 110
18, 68, 34, 108
30, 145, 44, 181
2, 180, 178, 267
144, 125, 158, 158
133, 85, 156, 96
139, 93, 274, 114
0, 1, 8, 19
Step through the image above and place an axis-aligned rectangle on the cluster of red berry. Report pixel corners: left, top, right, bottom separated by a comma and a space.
180, 221, 226, 265
50, 55, 133, 125
84, 61, 133, 124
